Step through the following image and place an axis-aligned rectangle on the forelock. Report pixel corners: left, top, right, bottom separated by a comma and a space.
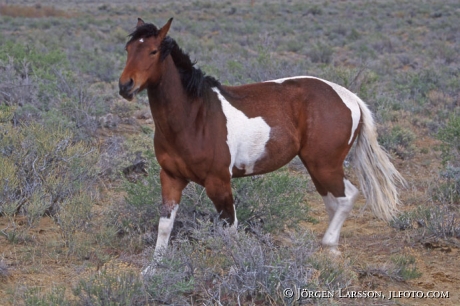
126, 23, 159, 46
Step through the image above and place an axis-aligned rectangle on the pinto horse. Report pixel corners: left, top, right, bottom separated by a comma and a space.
119, 18, 405, 276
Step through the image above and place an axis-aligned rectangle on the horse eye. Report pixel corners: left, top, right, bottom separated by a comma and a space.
150, 50, 158, 55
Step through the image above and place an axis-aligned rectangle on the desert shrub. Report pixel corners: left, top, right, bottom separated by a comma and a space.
21, 286, 71, 306
17, 224, 337, 305
357, 252, 421, 282
432, 166, 460, 204
0, 43, 106, 138
0, 260, 10, 281
146, 249, 195, 304
308, 253, 356, 292
55, 192, 95, 253
438, 113, 460, 166
434, 114, 460, 204
50, 70, 108, 139
391, 205, 460, 239
320, 66, 379, 102
395, 69, 441, 107
120, 150, 162, 235
286, 39, 303, 53
249, 46, 287, 82
146, 222, 352, 305
0, 42, 68, 82
232, 171, 310, 233
74, 49, 120, 83
179, 171, 311, 234
307, 5, 323, 16
0, 121, 99, 236
73, 267, 147, 306
390, 210, 415, 231
417, 205, 460, 239
197, 41, 310, 86
390, 254, 422, 281
308, 40, 333, 64
378, 125, 415, 159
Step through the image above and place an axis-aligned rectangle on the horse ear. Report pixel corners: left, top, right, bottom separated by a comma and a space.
136, 18, 145, 28
158, 18, 173, 41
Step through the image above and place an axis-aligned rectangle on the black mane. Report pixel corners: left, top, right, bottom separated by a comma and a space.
127, 23, 220, 98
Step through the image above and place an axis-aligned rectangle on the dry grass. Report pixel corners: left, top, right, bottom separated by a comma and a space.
0, 4, 71, 18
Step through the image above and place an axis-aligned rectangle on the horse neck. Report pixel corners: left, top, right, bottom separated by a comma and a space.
147, 57, 197, 135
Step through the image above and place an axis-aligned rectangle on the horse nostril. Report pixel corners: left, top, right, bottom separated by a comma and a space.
119, 78, 134, 95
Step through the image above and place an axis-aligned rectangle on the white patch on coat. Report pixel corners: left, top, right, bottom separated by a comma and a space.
139, 38, 144, 43
142, 204, 179, 277
231, 204, 238, 230
212, 87, 271, 176
266, 76, 361, 144
321, 179, 359, 254
153, 204, 178, 257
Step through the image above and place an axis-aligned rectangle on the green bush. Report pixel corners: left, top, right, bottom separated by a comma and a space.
22, 286, 71, 306
390, 210, 415, 231
0, 121, 99, 242
232, 171, 311, 233
147, 252, 195, 304
320, 66, 379, 101
378, 125, 415, 159
438, 113, 460, 166
0, 41, 108, 140
123, 150, 162, 210
391, 205, 460, 239
73, 267, 147, 306
433, 166, 460, 204
357, 252, 422, 282
391, 254, 422, 281
417, 205, 460, 239
120, 150, 163, 239
435, 114, 460, 204
309, 40, 333, 64
0, 42, 68, 81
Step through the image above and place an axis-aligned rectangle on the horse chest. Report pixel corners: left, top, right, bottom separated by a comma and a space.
212, 88, 271, 176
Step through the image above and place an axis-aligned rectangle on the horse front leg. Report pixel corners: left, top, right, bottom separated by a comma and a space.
142, 169, 188, 278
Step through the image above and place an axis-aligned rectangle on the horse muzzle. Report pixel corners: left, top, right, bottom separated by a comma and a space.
119, 78, 138, 101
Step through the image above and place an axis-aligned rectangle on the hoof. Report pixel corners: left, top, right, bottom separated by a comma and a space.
227, 225, 239, 238
323, 245, 342, 257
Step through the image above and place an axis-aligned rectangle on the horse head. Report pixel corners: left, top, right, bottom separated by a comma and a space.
119, 17, 173, 101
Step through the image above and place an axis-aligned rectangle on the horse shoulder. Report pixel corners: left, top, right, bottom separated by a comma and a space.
153, 120, 227, 183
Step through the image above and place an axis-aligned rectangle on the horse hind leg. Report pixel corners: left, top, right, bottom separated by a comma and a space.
301, 160, 359, 255
321, 179, 359, 255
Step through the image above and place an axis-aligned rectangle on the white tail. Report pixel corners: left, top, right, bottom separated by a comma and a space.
353, 99, 407, 222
